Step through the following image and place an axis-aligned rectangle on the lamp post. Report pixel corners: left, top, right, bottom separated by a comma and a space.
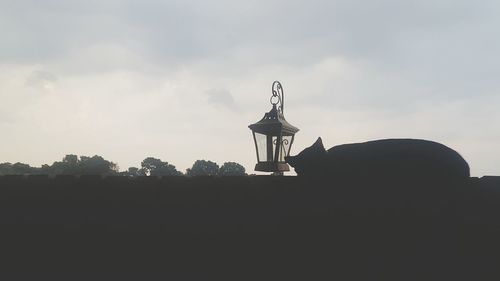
249, 81, 299, 175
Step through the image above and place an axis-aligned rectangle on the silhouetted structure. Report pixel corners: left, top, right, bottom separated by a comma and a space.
0, 175, 498, 278
249, 81, 299, 174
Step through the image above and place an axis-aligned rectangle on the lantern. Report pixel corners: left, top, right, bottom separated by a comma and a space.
249, 81, 299, 174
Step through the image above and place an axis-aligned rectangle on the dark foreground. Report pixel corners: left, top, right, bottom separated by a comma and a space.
0, 175, 499, 279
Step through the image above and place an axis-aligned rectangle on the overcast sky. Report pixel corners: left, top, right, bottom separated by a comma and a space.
1, 0, 499, 176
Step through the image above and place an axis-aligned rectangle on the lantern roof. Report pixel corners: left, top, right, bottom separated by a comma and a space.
248, 105, 299, 136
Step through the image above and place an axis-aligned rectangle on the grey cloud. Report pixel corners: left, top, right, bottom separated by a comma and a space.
2, 0, 498, 67
25, 70, 58, 88
206, 88, 238, 110
1, 0, 495, 83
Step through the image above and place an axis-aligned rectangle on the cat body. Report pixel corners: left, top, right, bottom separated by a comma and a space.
285, 138, 470, 179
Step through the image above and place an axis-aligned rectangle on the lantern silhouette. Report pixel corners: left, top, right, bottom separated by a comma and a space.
249, 81, 299, 174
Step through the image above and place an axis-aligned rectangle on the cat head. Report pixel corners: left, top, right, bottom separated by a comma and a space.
285, 137, 328, 176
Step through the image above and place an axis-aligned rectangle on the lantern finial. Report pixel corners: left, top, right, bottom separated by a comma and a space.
271, 81, 284, 114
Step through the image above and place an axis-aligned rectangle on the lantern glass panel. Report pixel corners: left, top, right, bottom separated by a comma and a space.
255, 133, 267, 162
279, 135, 293, 162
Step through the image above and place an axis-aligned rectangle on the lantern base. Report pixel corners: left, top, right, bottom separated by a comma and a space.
254, 162, 290, 173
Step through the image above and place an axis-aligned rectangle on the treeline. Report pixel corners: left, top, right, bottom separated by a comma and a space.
0, 155, 247, 176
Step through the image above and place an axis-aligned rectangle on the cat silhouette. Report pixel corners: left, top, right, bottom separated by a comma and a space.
285, 137, 470, 179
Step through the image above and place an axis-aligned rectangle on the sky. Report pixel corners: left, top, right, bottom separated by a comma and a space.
0, 0, 499, 176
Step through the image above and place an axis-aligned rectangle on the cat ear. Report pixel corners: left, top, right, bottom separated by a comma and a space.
313, 137, 326, 150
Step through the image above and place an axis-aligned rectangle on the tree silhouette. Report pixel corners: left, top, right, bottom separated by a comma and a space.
219, 162, 247, 176
12, 162, 33, 175
0, 156, 247, 177
186, 160, 219, 176
64, 154, 78, 165
120, 167, 147, 177
49, 154, 80, 175
141, 157, 182, 176
0, 163, 14, 175
0, 162, 36, 175
0, 162, 52, 175
39, 164, 51, 175
46, 155, 118, 175
78, 156, 118, 175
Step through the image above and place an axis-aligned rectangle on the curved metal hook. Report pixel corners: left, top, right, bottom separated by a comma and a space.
271, 81, 285, 114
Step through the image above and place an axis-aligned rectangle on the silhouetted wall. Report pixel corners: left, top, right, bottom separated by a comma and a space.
0, 175, 499, 277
